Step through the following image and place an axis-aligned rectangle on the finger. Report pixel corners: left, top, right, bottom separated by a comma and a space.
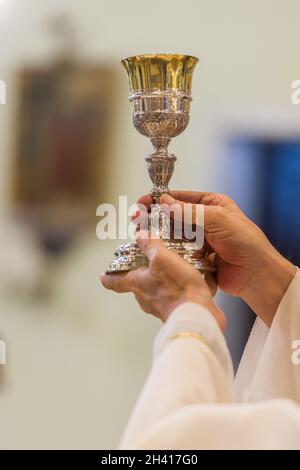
131, 210, 149, 229
137, 192, 202, 209
204, 272, 218, 296
136, 231, 164, 260
208, 251, 217, 264
100, 271, 139, 293
205, 242, 215, 255
137, 194, 153, 209
136, 231, 207, 287
131, 210, 140, 221
160, 194, 202, 226
213, 254, 234, 290
138, 191, 241, 213
137, 192, 210, 207
164, 191, 211, 204
136, 230, 182, 270
137, 191, 240, 216
163, 191, 241, 212
131, 202, 150, 220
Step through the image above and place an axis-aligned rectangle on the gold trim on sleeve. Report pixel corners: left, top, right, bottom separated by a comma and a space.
170, 332, 210, 349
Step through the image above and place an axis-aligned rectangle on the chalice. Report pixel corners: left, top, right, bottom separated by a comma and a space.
106, 54, 214, 274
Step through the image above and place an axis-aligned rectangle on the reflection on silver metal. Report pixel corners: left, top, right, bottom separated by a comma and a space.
106, 54, 215, 275
107, 239, 215, 273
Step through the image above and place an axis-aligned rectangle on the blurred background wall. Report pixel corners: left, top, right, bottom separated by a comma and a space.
0, 0, 300, 449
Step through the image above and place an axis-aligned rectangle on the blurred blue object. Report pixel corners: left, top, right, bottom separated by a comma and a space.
224, 138, 300, 264
263, 141, 300, 265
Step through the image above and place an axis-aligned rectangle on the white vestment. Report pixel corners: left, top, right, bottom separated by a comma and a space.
120, 270, 300, 449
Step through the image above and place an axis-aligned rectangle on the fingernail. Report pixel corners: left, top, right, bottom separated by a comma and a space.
161, 194, 175, 204
131, 211, 140, 221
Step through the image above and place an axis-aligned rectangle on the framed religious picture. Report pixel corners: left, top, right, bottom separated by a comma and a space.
12, 61, 115, 252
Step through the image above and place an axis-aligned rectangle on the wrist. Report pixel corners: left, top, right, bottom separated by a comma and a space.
166, 286, 226, 331
241, 247, 296, 326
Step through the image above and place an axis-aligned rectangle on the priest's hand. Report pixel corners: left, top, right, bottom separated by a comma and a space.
101, 232, 226, 330
136, 192, 296, 326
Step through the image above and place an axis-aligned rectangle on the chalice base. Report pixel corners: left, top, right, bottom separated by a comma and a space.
106, 240, 216, 275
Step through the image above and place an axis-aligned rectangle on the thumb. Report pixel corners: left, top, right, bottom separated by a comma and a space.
136, 230, 165, 261
136, 230, 207, 282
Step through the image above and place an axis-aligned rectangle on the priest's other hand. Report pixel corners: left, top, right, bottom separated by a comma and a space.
136, 192, 296, 326
101, 232, 226, 330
